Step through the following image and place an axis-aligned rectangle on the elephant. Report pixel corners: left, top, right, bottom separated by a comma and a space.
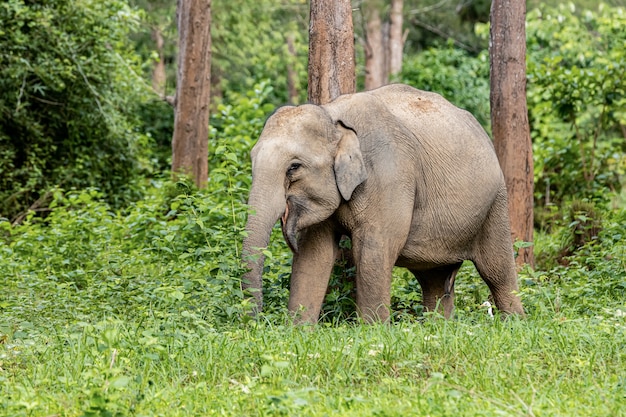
241, 83, 525, 323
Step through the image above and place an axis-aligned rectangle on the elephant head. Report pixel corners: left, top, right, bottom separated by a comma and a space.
241, 104, 367, 310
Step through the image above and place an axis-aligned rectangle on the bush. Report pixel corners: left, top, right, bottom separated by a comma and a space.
0, 0, 153, 221
0, 82, 279, 329
527, 4, 626, 208
0, 185, 250, 330
524, 206, 626, 317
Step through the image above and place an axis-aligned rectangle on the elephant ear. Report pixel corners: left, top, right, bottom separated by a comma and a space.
333, 122, 368, 201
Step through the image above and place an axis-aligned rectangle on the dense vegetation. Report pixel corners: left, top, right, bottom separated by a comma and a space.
1, 1, 625, 415
0, 0, 153, 219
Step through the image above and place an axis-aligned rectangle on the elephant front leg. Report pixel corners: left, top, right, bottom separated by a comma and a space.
288, 223, 338, 324
352, 234, 398, 323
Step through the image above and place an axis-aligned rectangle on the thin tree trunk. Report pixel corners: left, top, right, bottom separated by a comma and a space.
308, 0, 356, 104
490, 0, 534, 267
151, 27, 167, 96
172, 0, 211, 188
388, 0, 404, 76
364, 1, 386, 90
286, 33, 299, 104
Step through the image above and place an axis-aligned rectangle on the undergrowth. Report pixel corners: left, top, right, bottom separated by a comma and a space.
1, 181, 625, 416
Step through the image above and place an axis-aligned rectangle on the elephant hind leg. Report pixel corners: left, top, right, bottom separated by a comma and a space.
472, 194, 525, 316
472, 252, 525, 315
412, 263, 462, 319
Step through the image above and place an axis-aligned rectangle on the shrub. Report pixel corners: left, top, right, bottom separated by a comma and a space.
0, 0, 153, 221
524, 207, 626, 317
527, 4, 626, 208
0, 83, 279, 329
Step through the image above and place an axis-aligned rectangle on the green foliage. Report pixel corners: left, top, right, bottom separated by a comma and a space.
0, 0, 153, 220
212, 0, 309, 104
524, 207, 626, 317
0, 82, 277, 336
130, 1, 310, 105
0, 186, 249, 329
135, 97, 174, 171
527, 4, 626, 207
399, 45, 491, 129
128, 0, 177, 94
400, 0, 489, 53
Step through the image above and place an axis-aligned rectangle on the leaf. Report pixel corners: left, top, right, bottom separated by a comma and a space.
109, 375, 131, 389
225, 152, 239, 163
260, 364, 273, 377
170, 290, 184, 301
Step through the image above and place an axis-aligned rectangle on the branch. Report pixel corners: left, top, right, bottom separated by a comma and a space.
10, 189, 54, 226
32, 96, 63, 106
15, 75, 26, 114
409, 17, 481, 53
408, 0, 453, 15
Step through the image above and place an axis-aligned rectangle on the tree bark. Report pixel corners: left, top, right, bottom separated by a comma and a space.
388, 0, 404, 76
490, 0, 534, 267
171, 0, 211, 188
363, 0, 404, 90
364, 1, 386, 90
151, 27, 167, 97
308, 0, 356, 104
286, 33, 299, 104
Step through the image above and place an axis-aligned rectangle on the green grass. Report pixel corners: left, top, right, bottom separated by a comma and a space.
1, 314, 624, 416
1, 187, 625, 416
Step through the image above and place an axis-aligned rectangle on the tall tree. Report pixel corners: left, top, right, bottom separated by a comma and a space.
364, 0, 386, 90
363, 0, 405, 90
388, 0, 404, 76
151, 26, 167, 96
171, 0, 211, 188
308, 0, 356, 104
489, 0, 534, 267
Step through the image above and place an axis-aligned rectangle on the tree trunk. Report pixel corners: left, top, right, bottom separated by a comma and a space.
364, 0, 386, 90
308, 0, 356, 104
388, 0, 404, 76
490, 0, 534, 267
151, 27, 167, 97
363, 0, 405, 90
171, 0, 211, 188
286, 33, 299, 104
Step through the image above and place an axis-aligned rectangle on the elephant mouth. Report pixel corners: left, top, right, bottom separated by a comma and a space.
281, 200, 300, 253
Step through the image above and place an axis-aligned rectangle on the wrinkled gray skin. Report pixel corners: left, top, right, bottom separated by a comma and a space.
242, 84, 524, 323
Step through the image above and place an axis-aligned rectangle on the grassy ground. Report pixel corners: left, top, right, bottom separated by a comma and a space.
1, 312, 624, 416
1, 189, 625, 416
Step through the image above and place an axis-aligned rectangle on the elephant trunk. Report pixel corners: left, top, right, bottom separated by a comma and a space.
241, 176, 286, 313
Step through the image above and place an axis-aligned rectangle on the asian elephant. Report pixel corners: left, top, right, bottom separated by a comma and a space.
241, 83, 524, 323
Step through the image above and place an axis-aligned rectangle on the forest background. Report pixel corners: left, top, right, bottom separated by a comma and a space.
1, 0, 625, 415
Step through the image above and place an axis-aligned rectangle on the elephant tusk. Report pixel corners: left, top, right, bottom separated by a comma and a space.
281, 203, 289, 225
280, 202, 299, 253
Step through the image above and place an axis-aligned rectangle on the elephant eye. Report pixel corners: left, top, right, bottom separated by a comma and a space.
287, 162, 301, 175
